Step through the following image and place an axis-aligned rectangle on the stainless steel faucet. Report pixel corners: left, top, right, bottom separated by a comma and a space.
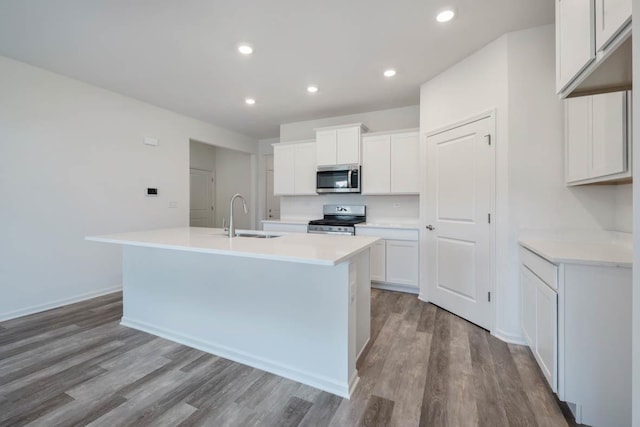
228, 193, 248, 237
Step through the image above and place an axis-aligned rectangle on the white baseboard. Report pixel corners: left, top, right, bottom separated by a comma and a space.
372, 282, 419, 295
0, 285, 122, 322
121, 316, 354, 399
492, 328, 526, 345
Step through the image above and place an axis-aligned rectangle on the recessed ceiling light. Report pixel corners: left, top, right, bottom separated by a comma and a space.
383, 69, 397, 78
307, 86, 319, 93
436, 9, 455, 23
238, 44, 253, 55
245, 98, 256, 105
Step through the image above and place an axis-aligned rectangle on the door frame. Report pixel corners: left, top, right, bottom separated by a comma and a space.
419, 109, 497, 333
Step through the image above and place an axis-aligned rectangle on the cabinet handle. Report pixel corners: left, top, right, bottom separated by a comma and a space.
426, 225, 435, 231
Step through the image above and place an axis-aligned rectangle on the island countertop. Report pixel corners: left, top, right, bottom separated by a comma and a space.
87, 227, 380, 266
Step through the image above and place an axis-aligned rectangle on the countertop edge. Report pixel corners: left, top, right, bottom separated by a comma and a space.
86, 235, 380, 267
518, 239, 632, 268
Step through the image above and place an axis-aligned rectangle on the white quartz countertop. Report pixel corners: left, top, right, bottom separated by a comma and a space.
519, 238, 632, 268
87, 227, 380, 266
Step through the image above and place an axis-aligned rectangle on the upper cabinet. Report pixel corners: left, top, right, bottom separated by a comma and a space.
315, 124, 367, 166
273, 141, 318, 196
362, 130, 420, 195
556, 0, 595, 93
565, 91, 631, 185
595, 0, 632, 50
555, 0, 631, 98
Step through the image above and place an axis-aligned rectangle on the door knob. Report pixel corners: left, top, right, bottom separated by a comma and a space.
426, 225, 435, 231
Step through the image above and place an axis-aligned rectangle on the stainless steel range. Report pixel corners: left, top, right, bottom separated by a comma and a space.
307, 205, 366, 236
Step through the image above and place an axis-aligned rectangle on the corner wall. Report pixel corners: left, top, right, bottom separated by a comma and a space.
0, 55, 257, 320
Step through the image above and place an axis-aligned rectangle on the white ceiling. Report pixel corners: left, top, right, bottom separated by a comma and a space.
0, 0, 553, 139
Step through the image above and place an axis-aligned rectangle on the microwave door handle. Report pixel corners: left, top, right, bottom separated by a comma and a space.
347, 169, 352, 188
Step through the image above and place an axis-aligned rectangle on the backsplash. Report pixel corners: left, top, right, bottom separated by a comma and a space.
280, 194, 419, 223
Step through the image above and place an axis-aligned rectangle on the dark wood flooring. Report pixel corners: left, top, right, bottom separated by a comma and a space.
0, 289, 572, 426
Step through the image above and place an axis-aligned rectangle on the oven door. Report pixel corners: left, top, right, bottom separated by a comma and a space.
316, 165, 360, 193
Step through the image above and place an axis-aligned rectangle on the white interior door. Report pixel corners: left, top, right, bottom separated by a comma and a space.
425, 116, 493, 329
265, 155, 280, 220
190, 168, 214, 227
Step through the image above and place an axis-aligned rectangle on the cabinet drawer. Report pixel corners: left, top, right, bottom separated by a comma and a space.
520, 248, 558, 290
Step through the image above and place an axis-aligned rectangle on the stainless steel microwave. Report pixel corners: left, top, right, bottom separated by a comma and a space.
316, 164, 361, 193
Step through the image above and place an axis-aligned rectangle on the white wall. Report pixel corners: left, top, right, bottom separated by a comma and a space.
214, 148, 253, 229
257, 138, 278, 228
420, 25, 623, 342
189, 140, 217, 171
279, 105, 419, 142
615, 184, 633, 233
0, 55, 257, 320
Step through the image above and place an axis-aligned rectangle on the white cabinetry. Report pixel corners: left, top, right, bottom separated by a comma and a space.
315, 124, 366, 166
362, 130, 419, 195
556, 0, 595, 92
555, 0, 631, 97
273, 142, 317, 196
356, 226, 419, 293
519, 245, 632, 427
595, 0, 632, 50
519, 249, 558, 392
565, 91, 630, 185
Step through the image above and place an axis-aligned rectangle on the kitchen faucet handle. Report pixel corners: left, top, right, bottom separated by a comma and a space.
222, 217, 228, 231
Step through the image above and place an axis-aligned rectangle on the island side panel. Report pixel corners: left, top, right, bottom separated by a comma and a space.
121, 245, 353, 397
353, 249, 371, 360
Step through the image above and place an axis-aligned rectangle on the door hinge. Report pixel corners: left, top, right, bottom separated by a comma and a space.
488, 292, 491, 302
485, 134, 492, 146
488, 213, 491, 224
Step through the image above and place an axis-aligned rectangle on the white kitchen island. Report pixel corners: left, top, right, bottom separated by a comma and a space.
87, 227, 378, 398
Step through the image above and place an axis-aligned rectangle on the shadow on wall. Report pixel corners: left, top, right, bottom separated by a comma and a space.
189, 140, 252, 229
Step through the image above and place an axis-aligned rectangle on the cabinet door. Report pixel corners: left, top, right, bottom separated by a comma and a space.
362, 135, 391, 194
556, 0, 595, 92
385, 240, 419, 288
391, 132, 420, 194
565, 96, 591, 183
370, 240, 386, 282
590, 91, 627, 178
316, 130, 337, 166
293, 142, 317, 195
595, 0, 631, 51
273, 145, 295, 195
520, 266, 537, 349
535, 277, 558, 392
336, 127, 360, 164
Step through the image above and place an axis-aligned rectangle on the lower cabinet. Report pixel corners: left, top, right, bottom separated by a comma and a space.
356, 226, 419, 293
519, 246, 631, 427
520, 258, 558, 391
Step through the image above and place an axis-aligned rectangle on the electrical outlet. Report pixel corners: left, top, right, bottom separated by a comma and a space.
146, 188, 158, 197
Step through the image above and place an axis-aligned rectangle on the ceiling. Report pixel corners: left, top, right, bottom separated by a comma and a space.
0, 0, 553, 139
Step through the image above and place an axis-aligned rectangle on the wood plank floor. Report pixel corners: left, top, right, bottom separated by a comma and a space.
0, 289, 574, 427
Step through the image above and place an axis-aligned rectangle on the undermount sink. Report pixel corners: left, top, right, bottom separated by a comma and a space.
235, 231, 281, 239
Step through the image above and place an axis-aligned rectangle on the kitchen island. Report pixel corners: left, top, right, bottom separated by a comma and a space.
87, 227, 378, 398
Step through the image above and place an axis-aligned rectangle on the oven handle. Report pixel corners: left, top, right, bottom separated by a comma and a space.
347, 169, 352, 188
